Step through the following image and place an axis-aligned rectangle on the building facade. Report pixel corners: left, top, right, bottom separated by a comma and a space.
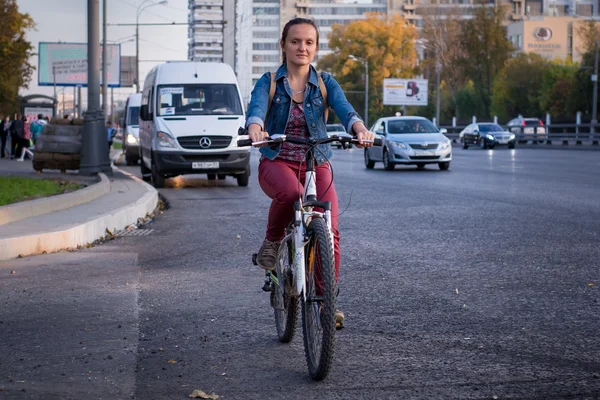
188, 0, 236, 67
189, 0, 600, 105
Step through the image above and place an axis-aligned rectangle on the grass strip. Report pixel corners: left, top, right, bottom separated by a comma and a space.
0, 177, 84, 206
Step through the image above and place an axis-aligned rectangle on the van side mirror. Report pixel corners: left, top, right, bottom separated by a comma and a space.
376, 129, 384, 135
439, 128, 448, 134
140, 105, 152, 121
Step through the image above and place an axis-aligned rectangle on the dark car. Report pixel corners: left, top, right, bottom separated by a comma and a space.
459, 122, 516, 149
506, 117, 548, 143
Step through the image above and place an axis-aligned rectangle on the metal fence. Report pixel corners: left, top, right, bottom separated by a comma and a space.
440, 123, 600, 146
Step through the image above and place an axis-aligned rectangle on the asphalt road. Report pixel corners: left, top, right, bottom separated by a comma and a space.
1, 147, 599, 399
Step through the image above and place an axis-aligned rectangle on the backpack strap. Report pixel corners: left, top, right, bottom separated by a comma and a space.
266, 70, 329, 123
317, 72, 329, 123
265, 71, 277, 124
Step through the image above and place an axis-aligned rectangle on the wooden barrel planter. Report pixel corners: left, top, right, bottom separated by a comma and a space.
33, 118, 83, 173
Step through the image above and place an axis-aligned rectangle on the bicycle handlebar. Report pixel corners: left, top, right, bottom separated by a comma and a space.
236, 127, 382, 148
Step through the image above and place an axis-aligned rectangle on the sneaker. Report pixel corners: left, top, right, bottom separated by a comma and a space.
335, 308, 344, 330
16, 158, 24, 162
256, 239, 280, 271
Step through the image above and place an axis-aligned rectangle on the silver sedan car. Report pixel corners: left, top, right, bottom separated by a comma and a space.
364, 116, 452, 170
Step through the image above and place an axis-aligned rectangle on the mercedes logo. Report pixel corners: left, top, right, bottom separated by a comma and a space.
199, 137, 211, 148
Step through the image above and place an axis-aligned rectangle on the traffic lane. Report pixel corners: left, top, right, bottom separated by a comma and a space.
121, 148, 600, 398
330, 147, 600, 218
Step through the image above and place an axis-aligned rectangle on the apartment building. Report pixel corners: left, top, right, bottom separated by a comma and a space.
188, 0, 236, 67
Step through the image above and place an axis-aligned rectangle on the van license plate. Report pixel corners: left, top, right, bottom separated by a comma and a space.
192, 162, 219, 169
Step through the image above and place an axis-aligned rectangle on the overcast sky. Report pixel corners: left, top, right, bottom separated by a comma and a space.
18, 0, 188, 105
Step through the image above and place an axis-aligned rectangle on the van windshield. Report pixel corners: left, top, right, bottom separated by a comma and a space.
128, 106, 140, 127
157, 84, 243, 116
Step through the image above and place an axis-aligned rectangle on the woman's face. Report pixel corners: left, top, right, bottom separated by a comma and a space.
281, 23, 318, 67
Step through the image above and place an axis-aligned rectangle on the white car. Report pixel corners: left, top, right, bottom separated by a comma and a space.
364, 116, 452, 170
326, 123, 352, 148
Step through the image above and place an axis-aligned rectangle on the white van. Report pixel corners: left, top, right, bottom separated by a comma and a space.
123, 93, 142, 165
138, 62, 250, 188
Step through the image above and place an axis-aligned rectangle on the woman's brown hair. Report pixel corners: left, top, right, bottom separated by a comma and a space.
280, 18, 319, 64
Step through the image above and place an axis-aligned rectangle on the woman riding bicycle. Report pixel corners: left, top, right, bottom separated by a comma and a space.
246, 17, 374, 326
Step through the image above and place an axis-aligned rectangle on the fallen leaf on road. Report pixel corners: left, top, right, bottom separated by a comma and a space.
455, 288, 459, 295
236, 234, 241, 239
168, 359, 177, 364
189, 389, 219, 399
588, 283, 595, 287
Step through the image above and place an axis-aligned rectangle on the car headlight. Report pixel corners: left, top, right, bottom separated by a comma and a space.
126, 134, 139, 144
389, 141, 407, 149
486, 134, 495, 140
510, 134, 516, 140
440, 140, 451, 149
157, 131, 177, 148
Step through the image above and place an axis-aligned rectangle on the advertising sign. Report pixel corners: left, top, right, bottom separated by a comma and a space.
38, 42, 121, 87
383, 78, 428, 106
24, 107, 53, 120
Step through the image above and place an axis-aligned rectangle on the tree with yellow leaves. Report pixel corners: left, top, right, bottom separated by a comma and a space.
317, 13, 419, 124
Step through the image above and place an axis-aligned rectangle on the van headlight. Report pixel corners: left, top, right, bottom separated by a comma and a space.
440, 140, 451, 149
126, 134, 139, 144
486, 134, 495, 140
389, 141, 407, 149
157, 131, 177, 148
510, 134, 516, 140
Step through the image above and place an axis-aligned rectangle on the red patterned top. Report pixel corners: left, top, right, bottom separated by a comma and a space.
277, 101, 310, 162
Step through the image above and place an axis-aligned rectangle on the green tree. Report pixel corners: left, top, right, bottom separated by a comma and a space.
318, 13, 419, 123
460, 0, 513, 118
420, 9, 467, 120
491, 53, 547, 121
538, 62, 579, 118
0, 0, 35, 114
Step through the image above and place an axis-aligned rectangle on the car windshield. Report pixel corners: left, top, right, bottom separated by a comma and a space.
479, 124, 503, 132
387, 119, 438, 134
157, 84, 243, 116
327, 124, 345, 132
128, 106, 140, 127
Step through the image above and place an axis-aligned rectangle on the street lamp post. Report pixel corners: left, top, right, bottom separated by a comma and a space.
349, 55, 369, 127
81, 0, 111, 176
136, 0, 168, 93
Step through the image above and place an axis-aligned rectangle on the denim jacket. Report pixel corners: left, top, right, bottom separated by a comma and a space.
246, 64, 363, 165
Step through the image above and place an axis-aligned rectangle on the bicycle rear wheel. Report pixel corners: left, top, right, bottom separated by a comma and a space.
272, 239, 298, 343
302, 217, 336, 381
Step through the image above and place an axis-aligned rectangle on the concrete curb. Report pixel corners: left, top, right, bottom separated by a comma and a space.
0, 161, 158, 261
0, 173, 110, 226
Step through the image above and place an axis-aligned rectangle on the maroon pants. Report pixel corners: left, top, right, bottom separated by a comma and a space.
258, 157, 340, 281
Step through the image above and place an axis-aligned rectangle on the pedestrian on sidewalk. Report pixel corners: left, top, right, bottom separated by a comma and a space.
0, 115, 9, 158
10, 113, 24, 159
17, 115, 33, 162
106, 121, 116, 153
30, 113, 47, 146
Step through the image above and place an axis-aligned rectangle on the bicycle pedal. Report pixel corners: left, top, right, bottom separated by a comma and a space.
252, 253, 258, 266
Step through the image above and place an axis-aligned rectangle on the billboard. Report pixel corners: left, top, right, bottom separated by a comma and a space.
383, 78, 428, 106
38, 42, 121, 87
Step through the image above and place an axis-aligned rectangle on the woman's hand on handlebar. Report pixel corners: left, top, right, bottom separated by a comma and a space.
352, 121, 375, 148
247, 123, 270, 147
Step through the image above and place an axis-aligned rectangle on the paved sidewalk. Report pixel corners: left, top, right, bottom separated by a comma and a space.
0, 153, 158, 261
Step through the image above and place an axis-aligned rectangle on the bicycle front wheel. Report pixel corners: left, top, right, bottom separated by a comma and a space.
272, 239, 298, 343
302, 217, 336, 381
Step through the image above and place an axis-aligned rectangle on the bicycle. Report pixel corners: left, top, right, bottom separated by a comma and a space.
237, 128, 380, 380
